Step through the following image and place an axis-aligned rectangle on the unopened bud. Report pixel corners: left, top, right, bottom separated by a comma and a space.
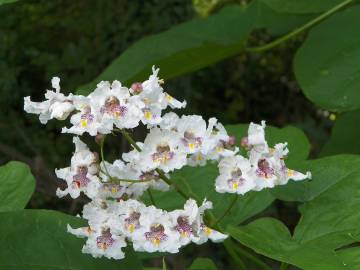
240, 136, 249, 149
131, 82, 143, 94
228, 136, 236, 146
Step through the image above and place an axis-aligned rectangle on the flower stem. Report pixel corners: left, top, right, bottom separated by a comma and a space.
147, 189, 157, 207
246, 0, 353, 53
110, 177, 154, 183
211, 194, 238, 227
118, 129, 141, 151
118, 129, 189, 199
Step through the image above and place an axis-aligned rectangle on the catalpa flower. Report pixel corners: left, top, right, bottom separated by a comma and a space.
132, 206, 181, 253
177, 115, 207, 154
62, 95, 112, 136
192, 200, 228, 245
82, 228, 127, 260
139, 128, 187, 173
55, 137, 100, 199
251, 142, 311, 190
24, 77, 75, 124
89, 80, 143, 129
203, 118, 238, 160
215, 155, 256, 195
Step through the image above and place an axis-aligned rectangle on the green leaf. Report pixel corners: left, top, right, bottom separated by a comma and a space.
189, 258, 218, 270
0, 210, 142, 270
254, 0, 318, 35
271, 154, 360, 201
321, 110, 360, 156
77, 4, 256, 94
0, 161, 35, 212
0, 0, 19, 6
228, 170, 360, 269
260, 0, 343, 14
294, 5, 360, 112
144, 124, 310, 226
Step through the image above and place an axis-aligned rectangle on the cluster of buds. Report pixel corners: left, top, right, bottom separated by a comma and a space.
24, 67, 310, 260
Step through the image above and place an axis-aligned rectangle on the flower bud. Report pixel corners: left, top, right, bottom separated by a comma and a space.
131, 82, 143, 94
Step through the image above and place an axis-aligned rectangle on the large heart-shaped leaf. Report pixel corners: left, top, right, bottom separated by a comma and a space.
228, 170, 360, 269
271, 155, 360, 202
77, 4, 256, 94
294, 5, 360, 112
321, 110, 360, 156
260, 0, 344, 14
0, 161, 35, 212
0, 210, 142, 270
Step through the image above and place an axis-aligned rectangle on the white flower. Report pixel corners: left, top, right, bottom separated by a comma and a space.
139, 128, 187, 173
115, 199, 146, 238
202, 118, 238, 160
215, 155, 256, 195
187, 152, 207, 167
68, 200, 127, 260
24, 77, 75, 124
192, 200, 228, 245
269, 143, 311, 186
67, 224, 92, 238
250, 141, 311, 191
55, 137, 100, 199
89, 80, 142, 129
130, 66, 185, 126
247, 121, 269, 159
159, 112, 180, 131
62, 96, 112, 136
132, 206, 181, 253
82, 199, 113, 229
162, 92, 187, 109
82, 228, 127, 260
177, 115, 207, 154
169, 199, 201, 245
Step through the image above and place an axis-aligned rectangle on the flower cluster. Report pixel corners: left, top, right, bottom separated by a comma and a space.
215, 121, 311, 195
67, 198, 226, 259
24, 67, 310, 260
24, 67, 186, 135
